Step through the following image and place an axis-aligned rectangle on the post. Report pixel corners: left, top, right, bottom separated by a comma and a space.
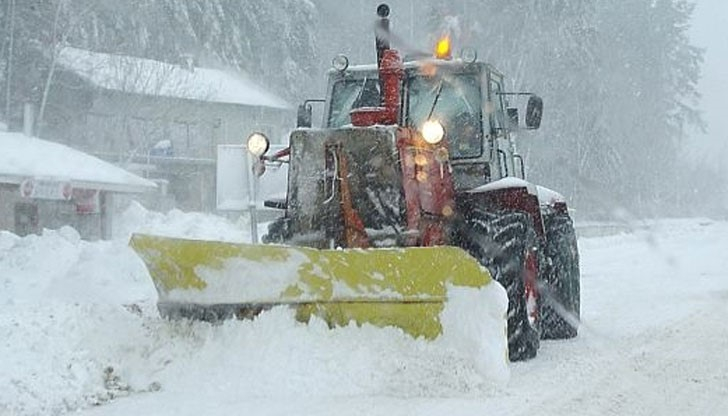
247, 152, 259, 243
5, 0, 16, 124
100, 192, 114, 240
23, 102, 34, 136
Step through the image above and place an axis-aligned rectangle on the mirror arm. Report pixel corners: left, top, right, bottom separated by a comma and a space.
304, 98, 326, 106
297, 99, 326, 128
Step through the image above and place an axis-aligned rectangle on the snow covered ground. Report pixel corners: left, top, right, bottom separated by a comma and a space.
2, 203, 727, 415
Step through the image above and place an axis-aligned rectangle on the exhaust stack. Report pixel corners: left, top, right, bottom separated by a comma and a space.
375, 4, 391, 69
350, 4, 402, 127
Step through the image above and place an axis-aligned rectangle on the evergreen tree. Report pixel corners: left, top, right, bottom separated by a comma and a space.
0, 0, 320, 128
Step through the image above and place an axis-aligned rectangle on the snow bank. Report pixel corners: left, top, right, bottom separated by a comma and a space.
1, 226, 153, 306
0, 226, 156, 415
440, 283, 509, 382
1, 203, 509, 415
115, 201, 252, 243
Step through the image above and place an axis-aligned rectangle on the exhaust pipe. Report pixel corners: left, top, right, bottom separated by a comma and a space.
350, 3, 402, 127
375, 3, 391, 69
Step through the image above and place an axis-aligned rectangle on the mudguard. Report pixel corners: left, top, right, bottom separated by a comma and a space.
463, 177, 546, 237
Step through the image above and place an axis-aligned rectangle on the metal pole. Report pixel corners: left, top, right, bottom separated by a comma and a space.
246, 152, 259, 243
5, 0, 16, 123
23, 102, 33, 136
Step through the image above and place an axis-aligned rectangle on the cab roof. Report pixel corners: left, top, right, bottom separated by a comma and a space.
327, 58, 504, 79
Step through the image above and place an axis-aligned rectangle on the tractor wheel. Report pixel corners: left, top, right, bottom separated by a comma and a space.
457, 209, 542, 361
540, 213, 580, 339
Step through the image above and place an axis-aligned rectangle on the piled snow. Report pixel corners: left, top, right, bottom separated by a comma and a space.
440, 284, 509, 382
114, 201, 252, 243
0, 227, 155, 415
1, 203, 509, 416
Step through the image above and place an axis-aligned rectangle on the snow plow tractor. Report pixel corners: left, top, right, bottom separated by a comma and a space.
130, 4, 580, 362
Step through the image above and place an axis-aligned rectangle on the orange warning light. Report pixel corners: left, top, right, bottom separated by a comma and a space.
435, 36, 452, 59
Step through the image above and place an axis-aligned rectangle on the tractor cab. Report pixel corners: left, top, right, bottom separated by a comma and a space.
247, 7, 546, 249
316, 58, 541, 192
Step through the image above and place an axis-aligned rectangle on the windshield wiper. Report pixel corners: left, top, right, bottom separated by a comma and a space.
427, 80, 444, 121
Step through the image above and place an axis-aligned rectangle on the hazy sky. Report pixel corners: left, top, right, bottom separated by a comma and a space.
689, 0, 728, 160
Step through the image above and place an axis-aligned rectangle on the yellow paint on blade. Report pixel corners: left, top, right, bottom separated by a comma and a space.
129, 233, 492, 339
129, 234, 301, 293
295, 301, 446, 339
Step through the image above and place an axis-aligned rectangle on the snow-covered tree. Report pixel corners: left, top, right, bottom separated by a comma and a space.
0, 0, 320, 130
444, 0, 703, 217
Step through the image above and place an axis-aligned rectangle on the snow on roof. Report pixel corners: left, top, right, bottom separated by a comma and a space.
57, 46, 290, 109
0, 132, 156, 193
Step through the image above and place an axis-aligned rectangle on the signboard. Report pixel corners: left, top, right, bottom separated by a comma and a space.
216, 145, 248, 210
216, 144, 289, 211
19, 179, 73, 201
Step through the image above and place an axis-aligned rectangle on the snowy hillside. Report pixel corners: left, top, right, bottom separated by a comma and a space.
2, 206, 727, 415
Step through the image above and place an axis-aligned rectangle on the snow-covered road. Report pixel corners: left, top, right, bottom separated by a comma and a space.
2, 208, 727, 415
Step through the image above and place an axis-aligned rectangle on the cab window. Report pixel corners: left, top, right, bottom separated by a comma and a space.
407, 73, 483, 159
328, 77, 381, 127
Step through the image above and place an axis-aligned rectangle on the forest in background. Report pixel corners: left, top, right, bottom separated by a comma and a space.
0, 0, 723, 219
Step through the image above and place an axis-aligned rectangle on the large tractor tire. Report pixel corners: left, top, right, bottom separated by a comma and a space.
456, 209, 542, 361
540, 213, 580, 339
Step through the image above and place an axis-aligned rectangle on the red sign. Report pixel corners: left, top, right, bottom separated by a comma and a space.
73, 189, 100, 214
19, 179, 73, 201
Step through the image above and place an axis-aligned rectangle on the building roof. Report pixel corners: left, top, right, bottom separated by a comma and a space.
57, 46, 290, 109
0, 132, 156, 194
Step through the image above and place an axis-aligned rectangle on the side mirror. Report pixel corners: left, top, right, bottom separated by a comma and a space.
507, 108, 519, 130
525, 95, 543, 129
297, 103, 312, 128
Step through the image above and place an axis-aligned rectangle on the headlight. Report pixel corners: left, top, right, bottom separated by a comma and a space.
460, 47, 478, 64
421, 120, 444, 144
332, 54, 349, 72
247, 132, 270, 157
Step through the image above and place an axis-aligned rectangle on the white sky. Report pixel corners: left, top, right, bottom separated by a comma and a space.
688, 0, 728, 161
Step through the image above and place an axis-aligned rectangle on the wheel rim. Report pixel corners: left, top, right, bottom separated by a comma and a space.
524, 248, 539, 328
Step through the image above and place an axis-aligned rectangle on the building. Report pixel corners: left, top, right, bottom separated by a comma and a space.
39, 47, 293, 212
0, 131, 156, 239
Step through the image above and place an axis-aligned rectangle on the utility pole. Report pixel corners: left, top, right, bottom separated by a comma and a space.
37, 0, 66, 136
5, 0, 16, 124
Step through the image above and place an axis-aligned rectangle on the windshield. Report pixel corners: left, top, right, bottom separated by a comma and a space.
327, 77, 381, 127
408, 73, 483, 158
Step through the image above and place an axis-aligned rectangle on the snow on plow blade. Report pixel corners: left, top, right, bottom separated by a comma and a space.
129, 233, 499, 340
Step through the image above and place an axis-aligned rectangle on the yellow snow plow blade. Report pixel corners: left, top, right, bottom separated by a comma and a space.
129, 233, 493, 339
